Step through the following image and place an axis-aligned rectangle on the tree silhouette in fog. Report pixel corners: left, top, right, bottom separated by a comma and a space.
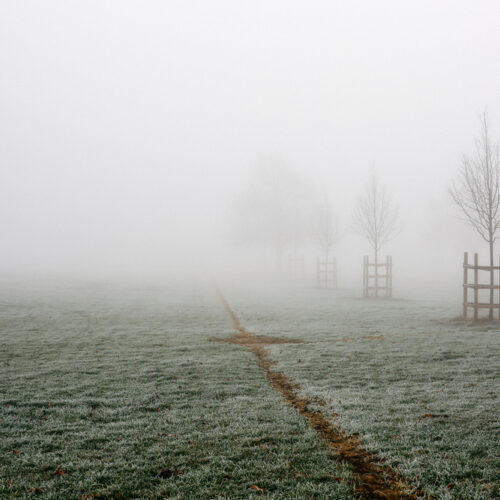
312, 196, 338, 262
231, 158, 316, 271
353, 171, 399, 272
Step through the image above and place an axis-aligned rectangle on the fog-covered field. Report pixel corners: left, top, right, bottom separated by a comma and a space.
1, 281, 498, 499
0, 282, 354, 499
3, 1, 500, 498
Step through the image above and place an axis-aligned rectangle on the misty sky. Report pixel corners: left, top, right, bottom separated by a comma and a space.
1, 1, 500, 283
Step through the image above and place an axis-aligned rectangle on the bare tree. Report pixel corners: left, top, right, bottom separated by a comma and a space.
354, 171, 399, 296
449, 111, 500, 320
313, 196, 338, 262
230, 158, 316, 271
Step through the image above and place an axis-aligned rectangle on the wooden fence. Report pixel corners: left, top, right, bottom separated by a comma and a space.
463, 252, 500, 321
288, 254, 305, 279
363, 255, 392, 298
316, 257, 337, 289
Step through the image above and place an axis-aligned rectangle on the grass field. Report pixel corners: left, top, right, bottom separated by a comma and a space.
1, 280, 499, 499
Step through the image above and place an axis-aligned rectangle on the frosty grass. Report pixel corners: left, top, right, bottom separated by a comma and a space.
1, 280, 498, 498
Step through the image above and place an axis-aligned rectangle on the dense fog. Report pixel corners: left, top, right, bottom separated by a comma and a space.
1, 1, 500, 294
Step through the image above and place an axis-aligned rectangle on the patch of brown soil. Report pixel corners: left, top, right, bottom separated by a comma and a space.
213, 290, 304, 347
215, 289, 431, 500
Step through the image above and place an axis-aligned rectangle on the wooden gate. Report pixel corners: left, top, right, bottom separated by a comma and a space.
463, 252, 500, 321
363, 256, 392, 298
317, 257, 337, 289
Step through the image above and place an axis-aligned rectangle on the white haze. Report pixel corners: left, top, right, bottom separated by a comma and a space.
1, 1, 500, 294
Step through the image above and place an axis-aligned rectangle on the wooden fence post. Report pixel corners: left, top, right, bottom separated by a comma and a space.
363, 256, 367, 297
463, 252, 468, 319
386, 256, 392, 298
389, 255, 392, 299
474, 253, 479, 321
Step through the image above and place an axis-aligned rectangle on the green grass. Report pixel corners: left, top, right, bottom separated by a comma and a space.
0, 282, 354, 499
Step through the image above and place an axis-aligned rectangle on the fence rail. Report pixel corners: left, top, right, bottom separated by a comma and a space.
464, 264, 500, 271
463, 252, 500, 321
363, 256, 392, 298
316, 257, 337, 289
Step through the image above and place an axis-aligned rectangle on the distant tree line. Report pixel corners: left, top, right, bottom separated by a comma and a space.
230, 157, 398, 272
231, 110, 500, 316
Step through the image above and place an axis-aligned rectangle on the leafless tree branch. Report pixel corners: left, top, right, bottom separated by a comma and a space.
353, 171, 399, 259
449, 110, 500, 318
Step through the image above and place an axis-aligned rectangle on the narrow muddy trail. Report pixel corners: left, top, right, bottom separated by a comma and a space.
213, 290, 431, 500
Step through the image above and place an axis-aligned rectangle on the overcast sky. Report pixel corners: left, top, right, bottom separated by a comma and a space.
1, 1, 500, 285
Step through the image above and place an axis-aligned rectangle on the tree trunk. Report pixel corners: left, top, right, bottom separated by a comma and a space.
374, 247, 379, 298
489, 239, 494, 320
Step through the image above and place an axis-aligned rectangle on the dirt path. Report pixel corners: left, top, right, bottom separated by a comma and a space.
213, 290, 431, 500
